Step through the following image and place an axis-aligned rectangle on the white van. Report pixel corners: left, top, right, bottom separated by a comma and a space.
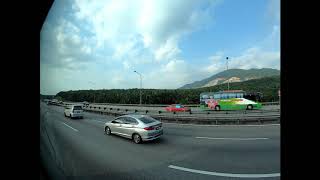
64, 105, 83, 119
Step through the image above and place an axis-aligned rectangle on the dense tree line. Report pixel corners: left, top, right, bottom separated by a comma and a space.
56, 76, 280, 104
40, 94, 55, 100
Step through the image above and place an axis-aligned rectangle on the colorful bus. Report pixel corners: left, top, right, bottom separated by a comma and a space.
200, 90, 262, 111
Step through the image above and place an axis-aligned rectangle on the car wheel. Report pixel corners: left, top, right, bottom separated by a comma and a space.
105, 126, 111, 135
133, 134, 142, 144
64, 113, 67, 117
247, 105, 253, 110
215, 105, 221, 111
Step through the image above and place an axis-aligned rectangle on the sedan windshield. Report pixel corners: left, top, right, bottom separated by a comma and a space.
73, 106, 82, 110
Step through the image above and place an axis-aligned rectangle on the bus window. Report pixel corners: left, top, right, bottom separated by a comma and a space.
214, 94, 221, 99
229, 93, 236, 98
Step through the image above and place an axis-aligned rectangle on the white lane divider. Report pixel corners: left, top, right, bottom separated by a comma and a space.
195, 137, 269, 140
62, 122, 79, 132
168, 165, 280, 178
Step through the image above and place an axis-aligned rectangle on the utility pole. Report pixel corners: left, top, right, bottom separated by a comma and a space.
134, 71, 142, 106
226, 57, 230, 91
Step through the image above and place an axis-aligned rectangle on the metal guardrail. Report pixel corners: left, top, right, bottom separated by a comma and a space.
81, 104, 280, 125
79, 103, 200, 108
261, 102, 280, 106
63, 101, 279, 107
48, 101, 280, 125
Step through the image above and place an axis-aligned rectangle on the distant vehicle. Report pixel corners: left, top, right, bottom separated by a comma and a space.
104, 114, 163, 144
45, 100, 51, 105
82, 101, 89, 106
47, 99, 60, 105
165, 104, 191, 112
200, 90, 262, 111
64, 105, 84, 119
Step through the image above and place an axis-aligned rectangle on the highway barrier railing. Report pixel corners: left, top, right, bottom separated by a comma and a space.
49, 101, 280, 125
81, 104, 280, 125
261, 102, 280, 106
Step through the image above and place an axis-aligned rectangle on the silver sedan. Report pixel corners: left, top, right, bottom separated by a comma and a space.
104, 114, 163, 144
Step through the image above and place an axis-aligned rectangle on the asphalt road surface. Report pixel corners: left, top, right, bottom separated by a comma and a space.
40, 102, 280, 180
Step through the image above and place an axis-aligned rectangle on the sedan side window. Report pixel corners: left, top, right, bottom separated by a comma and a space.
125, 117, 138, 125
113, 118, 124, 124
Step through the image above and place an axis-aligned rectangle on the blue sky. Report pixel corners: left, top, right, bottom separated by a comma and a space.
40, 0, 280, 95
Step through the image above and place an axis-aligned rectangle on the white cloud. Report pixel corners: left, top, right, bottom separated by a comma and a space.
154, 37, 181, 61
230, 47, 280, 69
141, 59, 192, 88
266, 0, 280, 24
41, 0, 232, 93
72, 0, 218, 62
205, 47, 280, 76
162, 60, 186, 73
81, 46, 91, 54
122, 61, 131, 70
258, 25, 280, 51
41, 17, 97, 71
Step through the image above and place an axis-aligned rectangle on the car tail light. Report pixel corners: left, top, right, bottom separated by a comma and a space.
144, 126, 155, 130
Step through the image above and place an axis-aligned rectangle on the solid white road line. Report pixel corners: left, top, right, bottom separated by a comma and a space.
168, 165, 280, 178
195, 137, 269, 140
62, 122, 79, 132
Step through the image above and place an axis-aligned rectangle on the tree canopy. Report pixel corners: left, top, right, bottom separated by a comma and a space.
56, 76, 280, 104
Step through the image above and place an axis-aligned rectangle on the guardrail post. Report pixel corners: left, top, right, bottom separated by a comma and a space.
158, 111, 161, 114
135, 109, 138, 113
146, 110, 148, 114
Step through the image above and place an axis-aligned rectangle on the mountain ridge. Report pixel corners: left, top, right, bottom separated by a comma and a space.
179, 68, 280, 89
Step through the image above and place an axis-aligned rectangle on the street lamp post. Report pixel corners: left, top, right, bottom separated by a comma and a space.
134, 71, 142, 106
226, 57, 230, 91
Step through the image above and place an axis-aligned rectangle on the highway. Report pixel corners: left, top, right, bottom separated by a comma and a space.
40, 102, 280, 180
